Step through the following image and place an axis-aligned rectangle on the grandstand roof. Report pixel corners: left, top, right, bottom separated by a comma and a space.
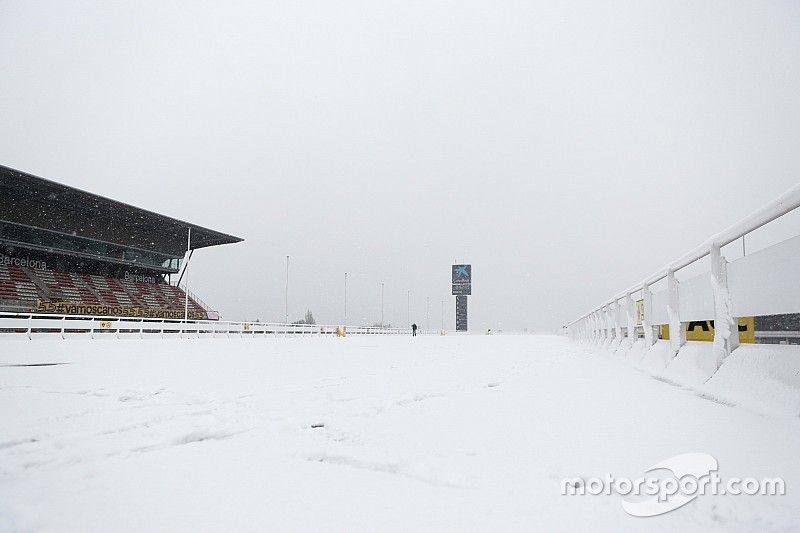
0, 164, 243, 256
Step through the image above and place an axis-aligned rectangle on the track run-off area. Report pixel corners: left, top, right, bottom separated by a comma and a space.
1, 335, 798, 531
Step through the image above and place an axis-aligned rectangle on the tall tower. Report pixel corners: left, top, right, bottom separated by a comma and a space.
451, 264, 471, 331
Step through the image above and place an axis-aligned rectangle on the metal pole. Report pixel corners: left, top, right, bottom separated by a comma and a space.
426, 296, 430, 331
380, 282, 384, 326
184, 227, 191, 322
285, 255, 289, 324
441, 299, 444, 331
742, 235, 746, 257
344, 272, 348, 325
406, 290, 410, 327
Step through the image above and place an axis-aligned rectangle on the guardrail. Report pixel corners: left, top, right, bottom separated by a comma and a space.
0, 312, 439, 340
567, 183, 800, 367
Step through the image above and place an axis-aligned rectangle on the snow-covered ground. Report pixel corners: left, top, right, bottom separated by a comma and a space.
1, 335, 798, 532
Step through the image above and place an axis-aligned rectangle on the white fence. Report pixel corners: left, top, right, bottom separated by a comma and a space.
568, 183, 800, 367
0, 312, 438, 340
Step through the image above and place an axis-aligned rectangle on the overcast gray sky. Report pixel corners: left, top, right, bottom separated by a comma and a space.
1, 1, 799, 331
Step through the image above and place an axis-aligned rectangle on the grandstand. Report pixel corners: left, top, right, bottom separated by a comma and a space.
0, 165, 242, 320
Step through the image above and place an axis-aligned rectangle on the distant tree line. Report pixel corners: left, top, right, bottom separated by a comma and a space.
293, 310, 316, 325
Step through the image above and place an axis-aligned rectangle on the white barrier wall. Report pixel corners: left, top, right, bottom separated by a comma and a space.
649, 288, 669, 326
568, 183, 800, 368
0, 312, 437, 340
729, 234, 800, 317
678, 272, 714, 323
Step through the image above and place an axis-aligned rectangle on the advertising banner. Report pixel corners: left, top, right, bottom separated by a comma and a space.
452, 264, 472, 296
35, 301, 207, 321
456, 294, 468, 331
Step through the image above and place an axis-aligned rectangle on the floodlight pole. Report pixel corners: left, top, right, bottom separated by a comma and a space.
285, 255, 290, 324
344, 272, 348, 325
380, 282, 384, 327
184, 227, 191, 322
406, 289, 410, 328
441, 299, 444, 331
426, 296, 430, 331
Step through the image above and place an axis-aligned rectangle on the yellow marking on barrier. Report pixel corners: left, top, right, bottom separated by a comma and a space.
660, 317, 754, 343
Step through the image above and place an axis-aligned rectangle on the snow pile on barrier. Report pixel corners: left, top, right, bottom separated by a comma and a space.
587, 336, 800, 417
700, 344, 800, 416
638, 340, 674, 371
659, 342, 717, 387
623, 339, 647, 364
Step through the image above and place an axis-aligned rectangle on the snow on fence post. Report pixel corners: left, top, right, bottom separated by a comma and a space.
625, 292, 636, 342
666, 268, 685, 354
584, 312, 591, 343
594, 310, 605, 344
591, 307, 598, 342
613, 300, 622, 341
594, 309, 601, 342
710, 242, 739, 367
584, 315, 591, 343
642, 282, 655, 348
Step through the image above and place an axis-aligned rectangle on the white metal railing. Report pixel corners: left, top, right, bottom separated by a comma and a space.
0, 312, 439, 340
177, 284, 213, 313
567, 183, 800, 366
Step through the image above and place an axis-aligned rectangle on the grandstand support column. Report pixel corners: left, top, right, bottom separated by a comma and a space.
184, 227, 191, 323
667, 268, 685, 354
604, 304, 612, 344
642, 282, 655, 348
710, 243, 739, 367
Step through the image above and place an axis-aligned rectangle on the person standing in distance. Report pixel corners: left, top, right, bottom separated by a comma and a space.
411, 323, 418, 336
